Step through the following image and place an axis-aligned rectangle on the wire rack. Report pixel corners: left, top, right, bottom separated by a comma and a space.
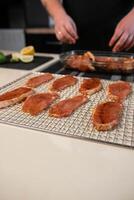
0, 72, 134, 148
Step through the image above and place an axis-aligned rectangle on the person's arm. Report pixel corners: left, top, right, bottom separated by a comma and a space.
41, 0, 78, 44
109, 8, 134, 52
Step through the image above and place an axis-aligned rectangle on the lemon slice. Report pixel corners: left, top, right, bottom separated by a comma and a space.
10, 52, 20, 62
20, 55, 34, 63
20, 46, 35, 56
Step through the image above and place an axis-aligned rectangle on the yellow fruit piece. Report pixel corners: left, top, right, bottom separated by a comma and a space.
20, 46, 35, 56
20, 55, 34, 63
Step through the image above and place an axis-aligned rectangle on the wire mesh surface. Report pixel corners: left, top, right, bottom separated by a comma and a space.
0, 72, 134, 148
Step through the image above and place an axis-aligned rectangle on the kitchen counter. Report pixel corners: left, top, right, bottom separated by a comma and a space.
0, 52, 134, 200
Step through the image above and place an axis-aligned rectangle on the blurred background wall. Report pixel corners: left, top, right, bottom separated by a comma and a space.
0, 0, 61, 53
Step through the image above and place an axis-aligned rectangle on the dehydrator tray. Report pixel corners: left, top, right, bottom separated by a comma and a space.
0, 72, 134, 148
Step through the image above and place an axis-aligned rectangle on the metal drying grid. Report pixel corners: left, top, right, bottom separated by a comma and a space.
0, 72, 134, 148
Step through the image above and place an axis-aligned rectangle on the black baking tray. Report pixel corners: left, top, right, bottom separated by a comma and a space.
41, 60, 134, 82
41, 61, 112, 80
0, 55, 54, 70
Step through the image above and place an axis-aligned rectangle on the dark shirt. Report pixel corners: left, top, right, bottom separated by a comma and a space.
62, 0, 133, 51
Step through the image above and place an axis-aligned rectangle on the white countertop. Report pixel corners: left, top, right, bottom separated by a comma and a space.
0, 53, 134, 200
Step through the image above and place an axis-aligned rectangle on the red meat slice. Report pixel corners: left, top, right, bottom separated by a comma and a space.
49, 95, 88, 117
66, 52, 95, 72
94, 56, 134, 73
26, 73, 54, 88
93, 101, 123, 131
50, 75, 77, 92
0, 87, 34, 108
79, 78, 102, 95
107, 81, 132, 102
22, 92, 59, 116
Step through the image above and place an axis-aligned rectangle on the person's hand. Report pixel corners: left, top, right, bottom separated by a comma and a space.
109, 9, 134, 52
54, 13, 78, 44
